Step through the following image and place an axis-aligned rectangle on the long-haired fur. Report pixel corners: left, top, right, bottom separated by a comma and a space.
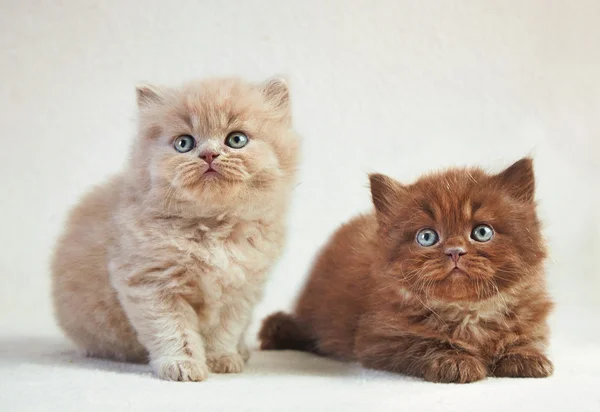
260, 159, 553, 383
52, 77, 300, 381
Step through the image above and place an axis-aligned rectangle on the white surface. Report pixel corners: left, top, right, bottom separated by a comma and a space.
1, 333, 599, 412
0, 1, 599, 411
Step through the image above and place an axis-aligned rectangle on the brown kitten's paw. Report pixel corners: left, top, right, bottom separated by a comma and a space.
154, 359, 209, 382
493, 353, 553, 378
423, 354, 487, 384
207, 353, 245, 374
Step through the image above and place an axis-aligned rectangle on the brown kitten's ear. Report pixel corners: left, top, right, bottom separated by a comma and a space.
136, 84, 165, 107
261, 78, 290, 113
493, 157, 536, 202
369, 173, 407, 218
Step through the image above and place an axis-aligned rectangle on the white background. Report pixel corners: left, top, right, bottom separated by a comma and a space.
1, 0, 598, 345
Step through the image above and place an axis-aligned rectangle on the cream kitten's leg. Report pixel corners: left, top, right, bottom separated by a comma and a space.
118, 287, 209, 381
237, 337, 251, 363
236, 318, 252, 363
204, 304, 252, 373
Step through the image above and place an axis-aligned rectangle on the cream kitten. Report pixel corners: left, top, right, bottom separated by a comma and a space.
52, 77, 300, 381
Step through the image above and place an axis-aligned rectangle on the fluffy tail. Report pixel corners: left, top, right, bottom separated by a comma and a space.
258, 312, 317, 352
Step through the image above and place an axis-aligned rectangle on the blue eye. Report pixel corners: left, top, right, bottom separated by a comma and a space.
173, 135, 196, 153
416, 229, 439, 247
225, 132, 248, 149
471, 224, 494, 242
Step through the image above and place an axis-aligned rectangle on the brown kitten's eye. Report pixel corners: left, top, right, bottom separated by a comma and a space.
416, 228, 439, 247
225, 132, 249, 149
471, 224, 494, 242
173, 135, 196, 153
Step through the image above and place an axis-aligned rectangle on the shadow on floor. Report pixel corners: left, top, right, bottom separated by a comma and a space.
0, 336, 373, 380
0, 336, 152, 377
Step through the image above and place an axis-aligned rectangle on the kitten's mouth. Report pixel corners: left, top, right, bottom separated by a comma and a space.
447, 268, 469, 279
429, 268, 469, 282
203, 167, 219, 176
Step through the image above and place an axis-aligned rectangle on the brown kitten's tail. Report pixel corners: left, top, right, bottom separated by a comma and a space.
259, 312, 317, 353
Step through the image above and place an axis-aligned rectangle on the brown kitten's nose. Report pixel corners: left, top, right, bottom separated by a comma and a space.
200, 151, 220, 164
445, 247, 466, 263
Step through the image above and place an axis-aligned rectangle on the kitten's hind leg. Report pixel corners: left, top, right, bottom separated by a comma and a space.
81, 346, 147, 364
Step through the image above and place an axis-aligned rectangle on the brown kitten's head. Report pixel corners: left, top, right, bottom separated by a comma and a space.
130, 77, 299, 217
370, 158, 546, 303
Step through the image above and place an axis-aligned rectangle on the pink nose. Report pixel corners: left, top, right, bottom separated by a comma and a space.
445, 247, 466, 263
200, 151, 220, 164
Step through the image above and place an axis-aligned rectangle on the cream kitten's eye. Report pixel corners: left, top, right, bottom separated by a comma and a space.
416, 229, 439, 247
471, 224, 494, 242
225, 132, 248, 149
173, 135, 196, 153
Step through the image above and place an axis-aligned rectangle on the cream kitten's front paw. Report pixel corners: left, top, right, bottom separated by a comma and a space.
154, 359, 209, 382
207, 353, 245, 373
238, 341, 251, 363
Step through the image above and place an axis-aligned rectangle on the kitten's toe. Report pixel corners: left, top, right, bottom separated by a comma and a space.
493, 353, 554, 378
207, 352, 245, 373
154, 359, 209, 382
423, 354, 487, 384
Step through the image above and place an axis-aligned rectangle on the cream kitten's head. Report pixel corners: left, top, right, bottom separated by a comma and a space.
130, 77, 300, 217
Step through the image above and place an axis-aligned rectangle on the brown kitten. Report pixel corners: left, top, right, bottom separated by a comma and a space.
260, 158, 553, 383
52, 77, 300, 381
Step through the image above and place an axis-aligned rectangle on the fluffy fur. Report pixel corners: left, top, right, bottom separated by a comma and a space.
260, 158, 553, 383
52, 77, 300, 381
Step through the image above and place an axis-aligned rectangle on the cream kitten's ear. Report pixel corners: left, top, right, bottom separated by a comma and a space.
369, 173, 407, 219
261, 77, 290, 113
493, 157, 536, 202
136, 84, 165, 107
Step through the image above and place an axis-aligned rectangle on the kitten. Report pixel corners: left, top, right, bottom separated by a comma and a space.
260, 158, 553, 383
52, 77, 300, 381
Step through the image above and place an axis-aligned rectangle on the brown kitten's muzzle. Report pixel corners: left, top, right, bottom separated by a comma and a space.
445, 247, 466, 264
405, 250, 499, 301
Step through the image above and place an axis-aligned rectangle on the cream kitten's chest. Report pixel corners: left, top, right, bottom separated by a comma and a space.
167, 220, 283, 302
